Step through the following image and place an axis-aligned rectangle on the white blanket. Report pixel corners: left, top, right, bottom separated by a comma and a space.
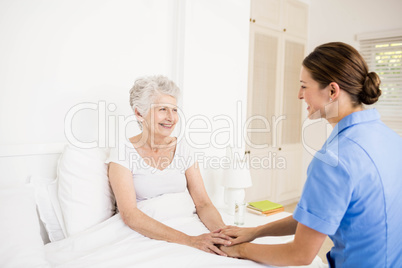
45, 192, 325, 268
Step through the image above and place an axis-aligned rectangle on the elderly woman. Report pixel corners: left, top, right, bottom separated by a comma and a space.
106, 75, 231, 256
220, 42, 402, 267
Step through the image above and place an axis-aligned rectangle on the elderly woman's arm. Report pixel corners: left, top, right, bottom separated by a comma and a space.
185, 163, 226, 231
108, 162, 231, 256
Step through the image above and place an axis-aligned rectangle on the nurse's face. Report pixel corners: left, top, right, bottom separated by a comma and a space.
298, 66, 331, 120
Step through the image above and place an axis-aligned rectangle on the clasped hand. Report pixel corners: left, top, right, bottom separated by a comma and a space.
189, 229, 231, 256
216, 225, 257, 258
189, 226, 256, 257
219, 225, 256, 245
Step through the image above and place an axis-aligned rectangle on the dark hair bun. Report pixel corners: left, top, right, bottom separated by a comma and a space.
360, 72, 382, 105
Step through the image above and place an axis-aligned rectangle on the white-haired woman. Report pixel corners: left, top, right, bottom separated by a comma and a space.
106, 75, 231, 256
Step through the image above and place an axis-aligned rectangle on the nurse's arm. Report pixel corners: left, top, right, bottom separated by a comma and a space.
222, 222, 326, 266
220, 215, 298, 245
255, 215, 298, 236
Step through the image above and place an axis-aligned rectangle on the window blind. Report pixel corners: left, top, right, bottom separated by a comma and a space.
360, 36, 402, 136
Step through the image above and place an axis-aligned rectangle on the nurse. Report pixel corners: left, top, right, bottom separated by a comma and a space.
219, 42, 402, 267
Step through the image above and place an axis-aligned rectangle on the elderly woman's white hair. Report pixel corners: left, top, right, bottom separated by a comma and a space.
129, 75, 180, 129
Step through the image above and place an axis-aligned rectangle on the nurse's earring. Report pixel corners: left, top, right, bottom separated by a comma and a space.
329, 98, 332, 102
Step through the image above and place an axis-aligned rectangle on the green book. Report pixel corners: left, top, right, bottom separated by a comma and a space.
248, 200, 283, 212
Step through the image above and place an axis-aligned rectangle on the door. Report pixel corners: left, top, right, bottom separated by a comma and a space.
274, 37, 305, 203
245, 25, 281, 202
245, 25, 306, 203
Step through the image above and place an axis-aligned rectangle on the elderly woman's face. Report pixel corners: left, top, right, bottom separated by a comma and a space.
143, 93, 178, 137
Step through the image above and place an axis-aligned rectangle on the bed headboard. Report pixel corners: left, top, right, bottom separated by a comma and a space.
0, 143, 66, 244
0, 143, 65, 185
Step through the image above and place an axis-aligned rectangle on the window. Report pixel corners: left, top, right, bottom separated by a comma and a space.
358, 30, 402, 136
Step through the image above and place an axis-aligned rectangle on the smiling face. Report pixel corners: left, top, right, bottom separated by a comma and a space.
298, 66, 331, 120
142, 93, 178, 139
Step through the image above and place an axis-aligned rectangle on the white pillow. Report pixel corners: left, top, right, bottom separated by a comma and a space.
0, 185, 51, 267
30, 175, 66, 242
57, 144, 115, 236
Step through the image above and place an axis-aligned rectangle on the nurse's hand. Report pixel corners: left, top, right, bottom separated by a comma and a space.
219, 226, 257, 245
219, 243, 245, 258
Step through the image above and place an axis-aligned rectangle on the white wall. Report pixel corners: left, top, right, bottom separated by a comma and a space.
308, 0, 402, 51
0, 0, 183, 184
0, 0, 176, 149
182, 1, 250, 153
0, 0, 251, 202
181, 0, 250, 205
301, 0, 402, 182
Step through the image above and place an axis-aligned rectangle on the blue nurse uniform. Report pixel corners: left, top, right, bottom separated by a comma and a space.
293, 109, 402, 267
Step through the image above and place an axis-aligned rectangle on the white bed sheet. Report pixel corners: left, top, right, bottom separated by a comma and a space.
45, 193, 325, 268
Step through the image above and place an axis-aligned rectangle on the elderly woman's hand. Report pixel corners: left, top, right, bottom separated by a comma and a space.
188, 230, 232, 256
219, 225, 258, 245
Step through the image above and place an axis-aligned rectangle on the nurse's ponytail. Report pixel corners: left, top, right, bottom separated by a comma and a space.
360, 72, 381, 105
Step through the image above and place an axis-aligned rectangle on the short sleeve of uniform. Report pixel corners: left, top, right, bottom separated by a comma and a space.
105, 141, 132, 171
293, 151, 353, 235
177, 139, 197, 171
